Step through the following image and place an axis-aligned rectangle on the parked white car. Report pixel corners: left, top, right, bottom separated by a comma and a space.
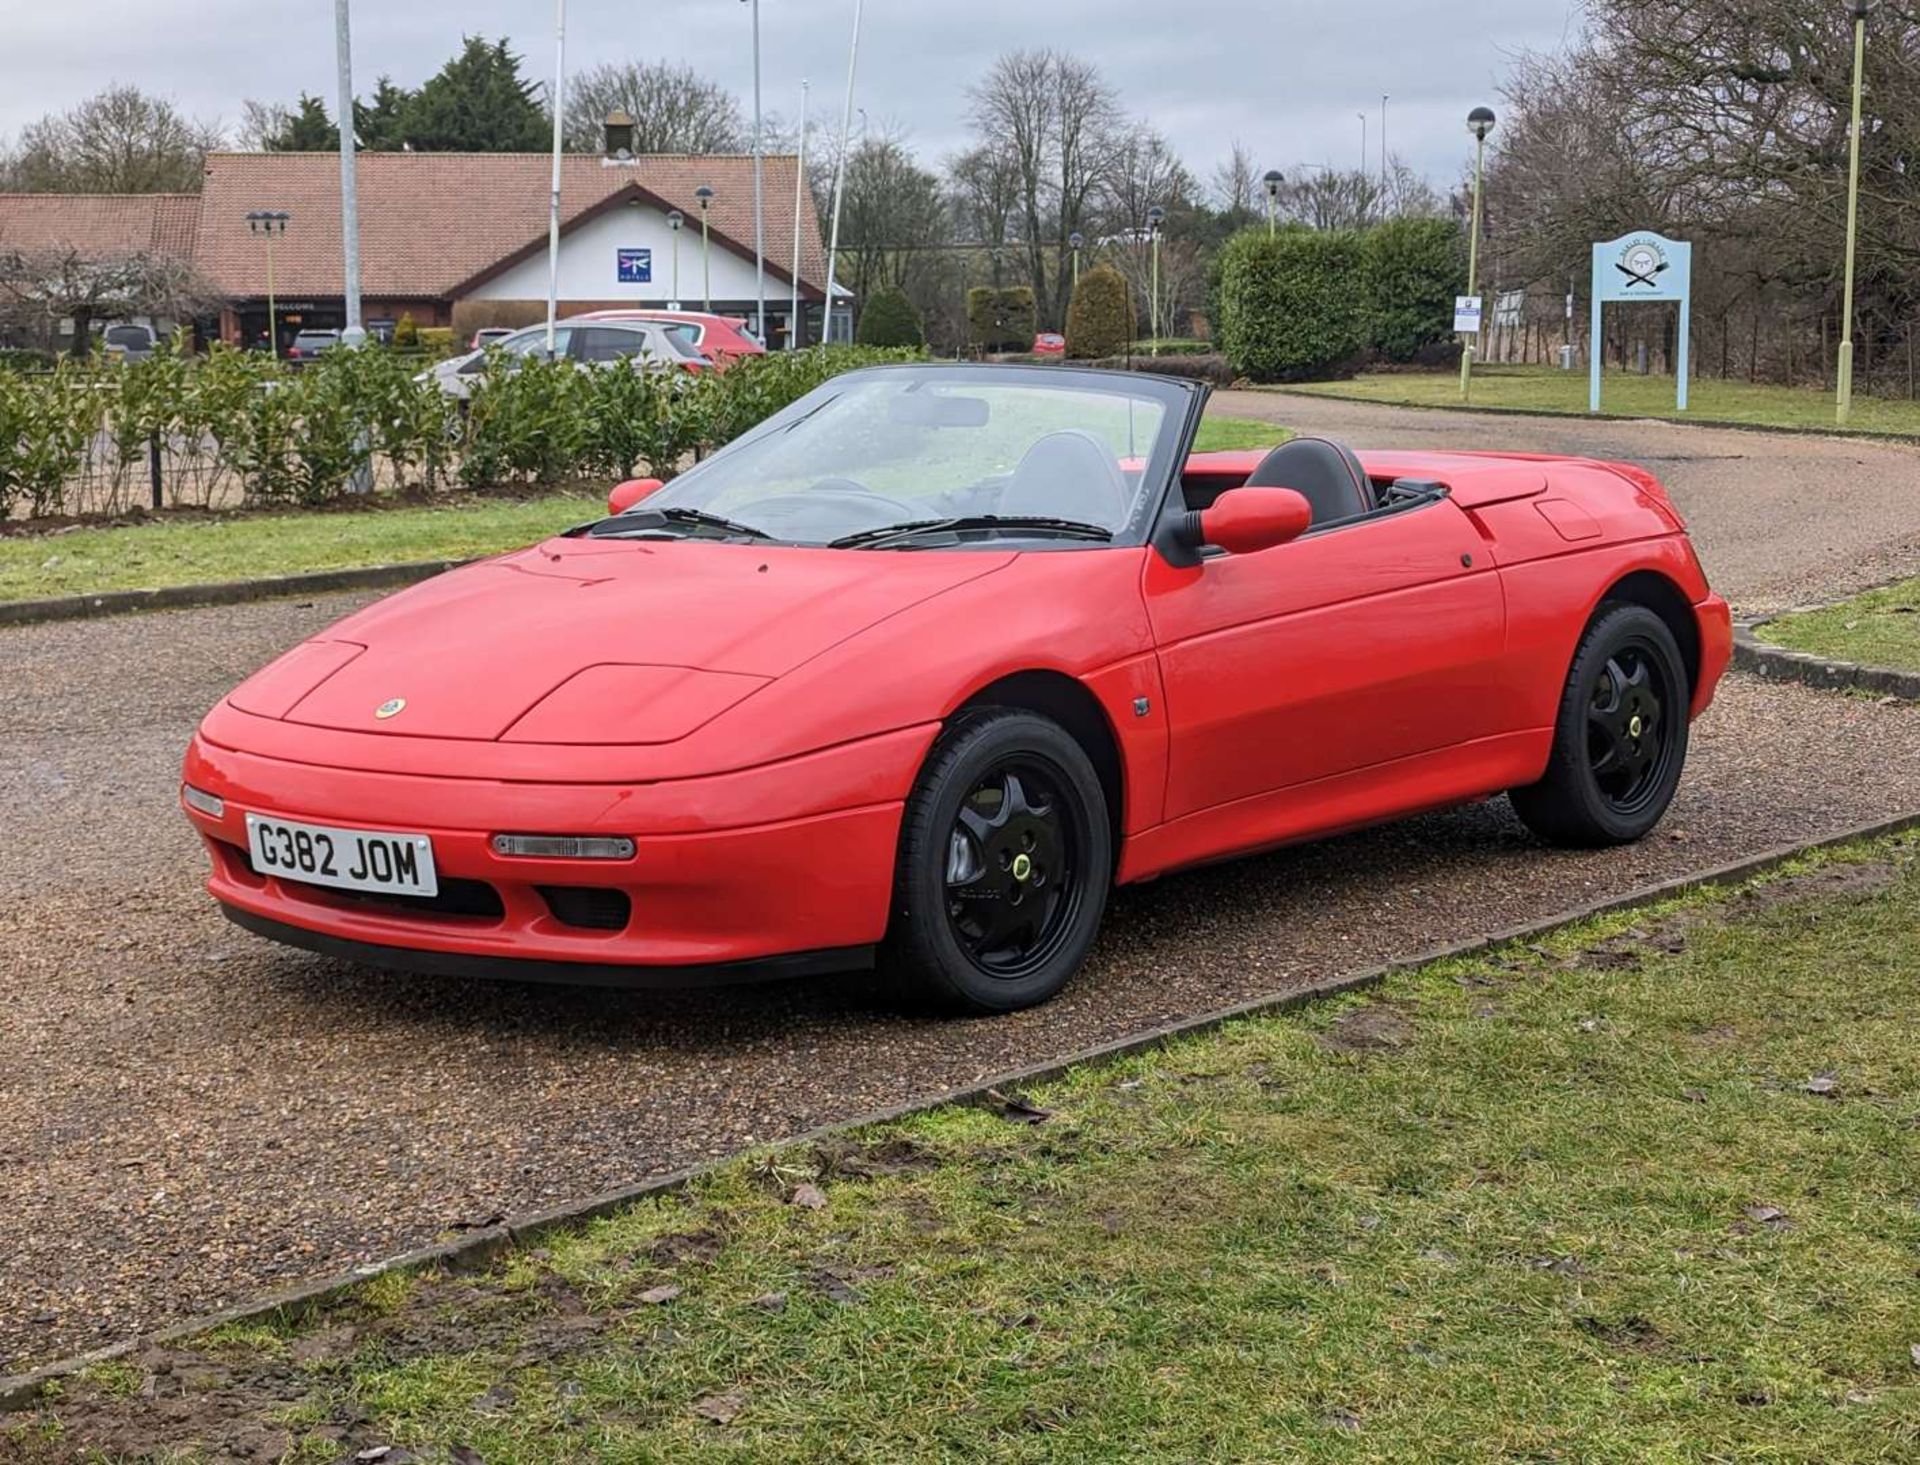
421, 319, 708, 400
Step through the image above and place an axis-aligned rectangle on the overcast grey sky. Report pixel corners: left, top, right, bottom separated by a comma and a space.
5, 1, 1584, 190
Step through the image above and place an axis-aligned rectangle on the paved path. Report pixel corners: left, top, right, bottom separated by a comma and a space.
6, 399, 1920, 1370
1214, 390, 1920, 615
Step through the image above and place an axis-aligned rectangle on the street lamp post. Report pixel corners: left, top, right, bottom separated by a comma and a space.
791, 78, 809, 348
667, 210, 684, 310
246, 211, 290, 357
1461, 106, 1496, 401
1068, 231, 1084, 291
695, 185, 715, 313
1838, 0, 1876, 425
743, 0, 765, 343
1263, 170, 1283, 236
1146, 205, 1166, 354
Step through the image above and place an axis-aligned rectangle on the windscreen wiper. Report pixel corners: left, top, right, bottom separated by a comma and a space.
830, 515, 1114, 550
577, 506, 774, 541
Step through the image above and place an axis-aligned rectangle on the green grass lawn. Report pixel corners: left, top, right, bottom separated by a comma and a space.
0, 494, 603, 604
1762, 574, 1920, 674
21, 838, 1920, 1461
1286, 364, 1920, 436
1, 416, 1283, 606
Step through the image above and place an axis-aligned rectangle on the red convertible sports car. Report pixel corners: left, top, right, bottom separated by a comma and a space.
182, 363, 1731, 1013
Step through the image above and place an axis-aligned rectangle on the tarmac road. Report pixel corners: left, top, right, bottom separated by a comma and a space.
5, 402, 1920, 1371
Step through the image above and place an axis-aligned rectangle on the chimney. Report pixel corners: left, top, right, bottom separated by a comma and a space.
604, 110, 636, 161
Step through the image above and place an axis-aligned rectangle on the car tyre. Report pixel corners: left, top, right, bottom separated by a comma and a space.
884, 708, 1111, 1014
1510, 602, 1691, 848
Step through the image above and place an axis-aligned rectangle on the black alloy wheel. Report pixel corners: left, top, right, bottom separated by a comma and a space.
1584, 637, 1678, 819
944, 759, 1080, 979
1511, 602, 1691, 848
886, 709, 1111, 1013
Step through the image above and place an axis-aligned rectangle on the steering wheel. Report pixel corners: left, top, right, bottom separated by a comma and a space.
738, 480, 919, 532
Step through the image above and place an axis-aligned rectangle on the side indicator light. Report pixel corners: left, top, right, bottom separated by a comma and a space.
182, 784, 226, 818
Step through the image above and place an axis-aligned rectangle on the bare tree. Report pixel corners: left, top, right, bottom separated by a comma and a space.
965, 49, 1125, 325
5, 85, 222, 193
1281, 169, 1387, 231
563, 62, 746, 154
949, 143, 1023, 287
832, 132, 951, 306
1211, 139, 1260, 215
1101, 126, 1198, 239
0, 244, 212, 356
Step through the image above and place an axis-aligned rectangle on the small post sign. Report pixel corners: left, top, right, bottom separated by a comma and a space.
1453, 295, 1484, 336
617, 248, 653, 285
1590, 232, 1692, 414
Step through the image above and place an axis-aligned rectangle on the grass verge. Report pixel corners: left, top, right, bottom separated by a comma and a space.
1761, 576, 1920, 676
1285, 364, 1920, 436
0, 418, 1283, 607
16, 837, 1920, 1461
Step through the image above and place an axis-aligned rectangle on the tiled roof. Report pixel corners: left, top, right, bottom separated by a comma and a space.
0, 193, 199, 259
195, 151, 828, 300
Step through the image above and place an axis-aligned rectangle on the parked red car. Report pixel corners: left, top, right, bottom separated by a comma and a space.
577, 310, 766, 367
182, 364, 1730, 1013
1033, 332, 1067, 357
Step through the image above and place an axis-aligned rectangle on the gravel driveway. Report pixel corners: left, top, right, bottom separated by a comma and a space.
6, 404, 1920, 1372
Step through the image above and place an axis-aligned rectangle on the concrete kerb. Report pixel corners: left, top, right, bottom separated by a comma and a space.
0, 560, 470, 629
1734, 610, 1920, 703
6, 807, 1920, 1412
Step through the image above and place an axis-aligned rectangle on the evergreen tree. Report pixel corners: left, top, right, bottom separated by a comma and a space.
854, 285, 924, 348
401, 37, 548, 152
265, 94, 339, 151
354, 77, 414, 151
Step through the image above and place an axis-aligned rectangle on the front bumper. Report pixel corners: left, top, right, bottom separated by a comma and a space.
182, 724, 937, 979
1692, 592, 1734, 719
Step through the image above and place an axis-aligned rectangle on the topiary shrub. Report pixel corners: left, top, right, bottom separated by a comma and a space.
393, 312, 420, 348
1363, 218, 1467, 364
967, 286, 1037, 352
1066, 264, 1134, 360
855, 285, 925, 348
1217, 227, 1369, 383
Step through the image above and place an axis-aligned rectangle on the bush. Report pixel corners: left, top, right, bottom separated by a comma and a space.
855, 286, 925, 348
1093, 352, 1235, 388
967, 287, 1037, 353
417, 327, 458, 360
3, 341, 925, 520
393, 313, 420, 348
1217, 228, 1370, 384
0, 347, 54, 374
1363, 218, 1467, 364
1066, 265, 1134, 360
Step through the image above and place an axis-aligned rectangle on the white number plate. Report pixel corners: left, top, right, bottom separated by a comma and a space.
246, 814, 438, 898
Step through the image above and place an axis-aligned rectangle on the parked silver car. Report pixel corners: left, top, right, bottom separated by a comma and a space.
421, 318, 707, 400
101, 323, 160, 362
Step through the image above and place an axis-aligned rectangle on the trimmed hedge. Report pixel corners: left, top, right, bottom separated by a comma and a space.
1364, 218, 1467, 364
1066, 265, 1134, 360
855, 285, 925, 348
3, 342, 923, 520
1217, 228, 1369, 384
967, 286, 1037, 353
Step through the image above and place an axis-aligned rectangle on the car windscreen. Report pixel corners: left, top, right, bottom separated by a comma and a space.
636, 366, 1188, 548
104, 325, 151, 346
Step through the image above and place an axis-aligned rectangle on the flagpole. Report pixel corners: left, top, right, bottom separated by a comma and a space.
544, 0, 567, 359
822, 0, 864, 347
749, 0, 766, 344
791, 79, 808, 348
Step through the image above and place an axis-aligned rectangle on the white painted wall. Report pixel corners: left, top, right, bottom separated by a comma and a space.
466, 201, 768, 305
